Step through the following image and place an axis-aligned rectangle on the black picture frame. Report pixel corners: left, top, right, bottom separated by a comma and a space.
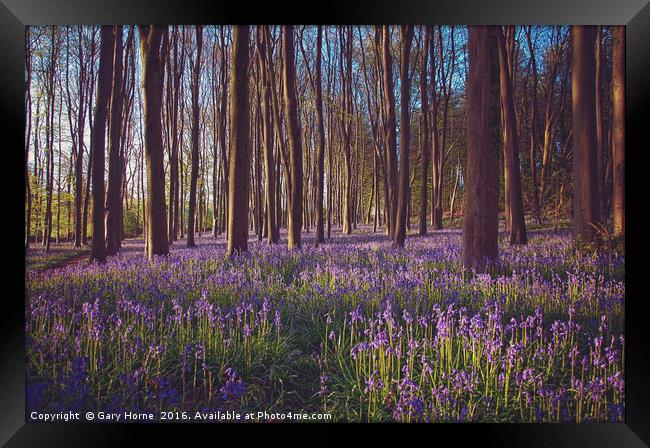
2, 0, 647, 445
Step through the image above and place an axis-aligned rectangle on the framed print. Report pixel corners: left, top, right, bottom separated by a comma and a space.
1, 0, 647, 445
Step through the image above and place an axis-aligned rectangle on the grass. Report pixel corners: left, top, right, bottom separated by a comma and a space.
26, 244, 89, 272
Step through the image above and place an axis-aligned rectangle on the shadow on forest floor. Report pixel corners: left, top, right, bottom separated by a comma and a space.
25, 222, 572, 274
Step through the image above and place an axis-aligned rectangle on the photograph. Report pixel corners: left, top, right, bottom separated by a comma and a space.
23, 24, 626, 424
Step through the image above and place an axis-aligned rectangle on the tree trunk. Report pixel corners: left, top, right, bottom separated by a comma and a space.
463, 26, 500, 271
571, 25, 600, 243
339, 27, 353, 235
524, 27, 542, 225
314, 26, 326, 246
90, 26, 114, 263
394, 26, 414, 248
257, 27, 279, 244
25, 27, 33, 249
106, 25, 124, 255
498, 27, 527, 245
83, 31, 97, 246
283, 26, 304, 250
612, 25, 625, 237
187, 26, 203, 247
382, 26, 398, 241
418, 25, 431, 236
44, 26, 58, 252
139, 25, 169, 258
169, 27, 184, 243
226, 25, 251, 256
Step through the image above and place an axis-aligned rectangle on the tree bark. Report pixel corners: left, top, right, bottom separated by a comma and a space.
381, 26, 398, 240
418, 26, 431, 236
139, 25, 169, 258
394, 26, 414, 248
463, 26, 500, 271
257, 26, 279, 244
89, 26, 114, 263
571, 25, 600, 243
187, 26, 203, 247
612, 25, 625, 237
25, 27, 33, 249
314, 26, 326, 246
524, 27, 542, 225
283, 25, 304, 250
226, 25, 251, 256
497, 27, 527, 245
106, 25, 124, 255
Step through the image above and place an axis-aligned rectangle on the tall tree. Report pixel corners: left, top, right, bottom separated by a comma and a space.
313, 26, 326, 246
82, 29, 98, 246
339, 27, 354, 235
431, 26, 457, 230
524, 27, 542, 225
381, 26, 398, 240
418, 25, 431, 236
168, 27, 184, 243
89, 26, 115, 263
283, 25, 304, 250
463, 26, 501, 271
139, 25, 169, 258
25, 27, 33, 249
43, 26, 58, 252
74, 27, 88, 248
571, 25, 600, 243
257, 27, 279, 244
226, 25, 251, 256
612, 25, 625, 237
106, 25, 124, 255
497, 27, 527, 245
187, 26, 203, 247
393, 25, 414, 248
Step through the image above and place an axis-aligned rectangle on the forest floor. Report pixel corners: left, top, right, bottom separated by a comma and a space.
25, 245, 89, 272
24, 215, 572, 273
25, 225, 624, 422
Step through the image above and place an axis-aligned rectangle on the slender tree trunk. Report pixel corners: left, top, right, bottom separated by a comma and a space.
44, 27, 58, 252
595, 26, 605, 222
382, 26, 398, 240
25, 28, 33, 249
283, 26, 303, 250
56, 84, 62, 245
139, 25, 169, 258
612, 25, 625, 237
339, 27, 353, 235
219, 27, 230, 238
83, 32, 97, 246
314, 26, 326, 246
498, 27, 527, 245
394, 26, 414, 248
418, 26, 431, 236
463, 26, 500, 271
226, 26, 251, 256
106, 25, 124, 255
571, 25, 600, 243
89, 26, 115, 263
187, 26, 203, 247
525, 27, 542, 225
257, 27, 279, 244
449, 162, 460, 224
169, 27, 183, 243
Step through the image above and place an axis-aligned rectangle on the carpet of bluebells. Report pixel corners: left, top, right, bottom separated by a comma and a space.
25, 228, 625, 422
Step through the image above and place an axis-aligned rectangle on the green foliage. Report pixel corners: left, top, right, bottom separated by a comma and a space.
27, 174, 78, 240
122, 204, 143, 238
